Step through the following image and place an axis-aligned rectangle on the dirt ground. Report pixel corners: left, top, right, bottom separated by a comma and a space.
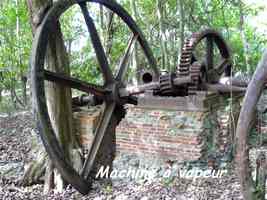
0, 111, 245, 200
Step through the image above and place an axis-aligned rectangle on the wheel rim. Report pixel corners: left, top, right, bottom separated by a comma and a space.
235, 51, 267, 199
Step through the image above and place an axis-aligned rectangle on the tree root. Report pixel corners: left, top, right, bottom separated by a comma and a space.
20, 151, 47, 186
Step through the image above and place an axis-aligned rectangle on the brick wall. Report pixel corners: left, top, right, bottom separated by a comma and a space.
74, 106, 101, 149
116, 107, 206, 161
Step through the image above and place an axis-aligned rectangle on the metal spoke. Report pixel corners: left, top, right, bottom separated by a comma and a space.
116, 34, 139, 81
215, 58, 230, 75
81, 102, 116, 179
44, 70, 106, 97
79, 2, 114, 84
206, 36, 214, 71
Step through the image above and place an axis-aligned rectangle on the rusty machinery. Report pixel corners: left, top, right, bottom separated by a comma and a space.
30, 0, 249, 194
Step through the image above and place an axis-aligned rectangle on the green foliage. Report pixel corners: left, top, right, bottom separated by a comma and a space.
0, 95, 15, 114
1, 0, 267, 104
103, 184, 113, 194
0, 0, 32, 93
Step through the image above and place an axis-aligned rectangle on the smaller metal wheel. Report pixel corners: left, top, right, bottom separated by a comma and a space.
178, 29, 232, 86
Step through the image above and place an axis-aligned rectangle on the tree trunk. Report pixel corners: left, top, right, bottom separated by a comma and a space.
21, 75, 27, 106
238, 0, 251, 74
67, 40, 72, 56
45, 18, 81, 192
130, 0, 140, 84
157, 0, 169, 71
15, 0, 27, 106
24, 0, 83, 193
10, 87, 17, 109
99, 5, 104, 31
178, 0, 185, 57
104, 7, 115, 61
0, 72, 2, 102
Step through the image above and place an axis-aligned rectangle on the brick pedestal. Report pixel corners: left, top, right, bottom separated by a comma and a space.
74, 92, 242, 166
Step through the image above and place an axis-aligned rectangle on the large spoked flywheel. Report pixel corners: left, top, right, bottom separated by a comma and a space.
31, 0, 159, 194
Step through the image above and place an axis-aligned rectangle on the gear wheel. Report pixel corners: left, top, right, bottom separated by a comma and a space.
188, 62, 201, 95
159, 73, 176, 95
178, 38, 194, 77
177, 29, 231, 95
